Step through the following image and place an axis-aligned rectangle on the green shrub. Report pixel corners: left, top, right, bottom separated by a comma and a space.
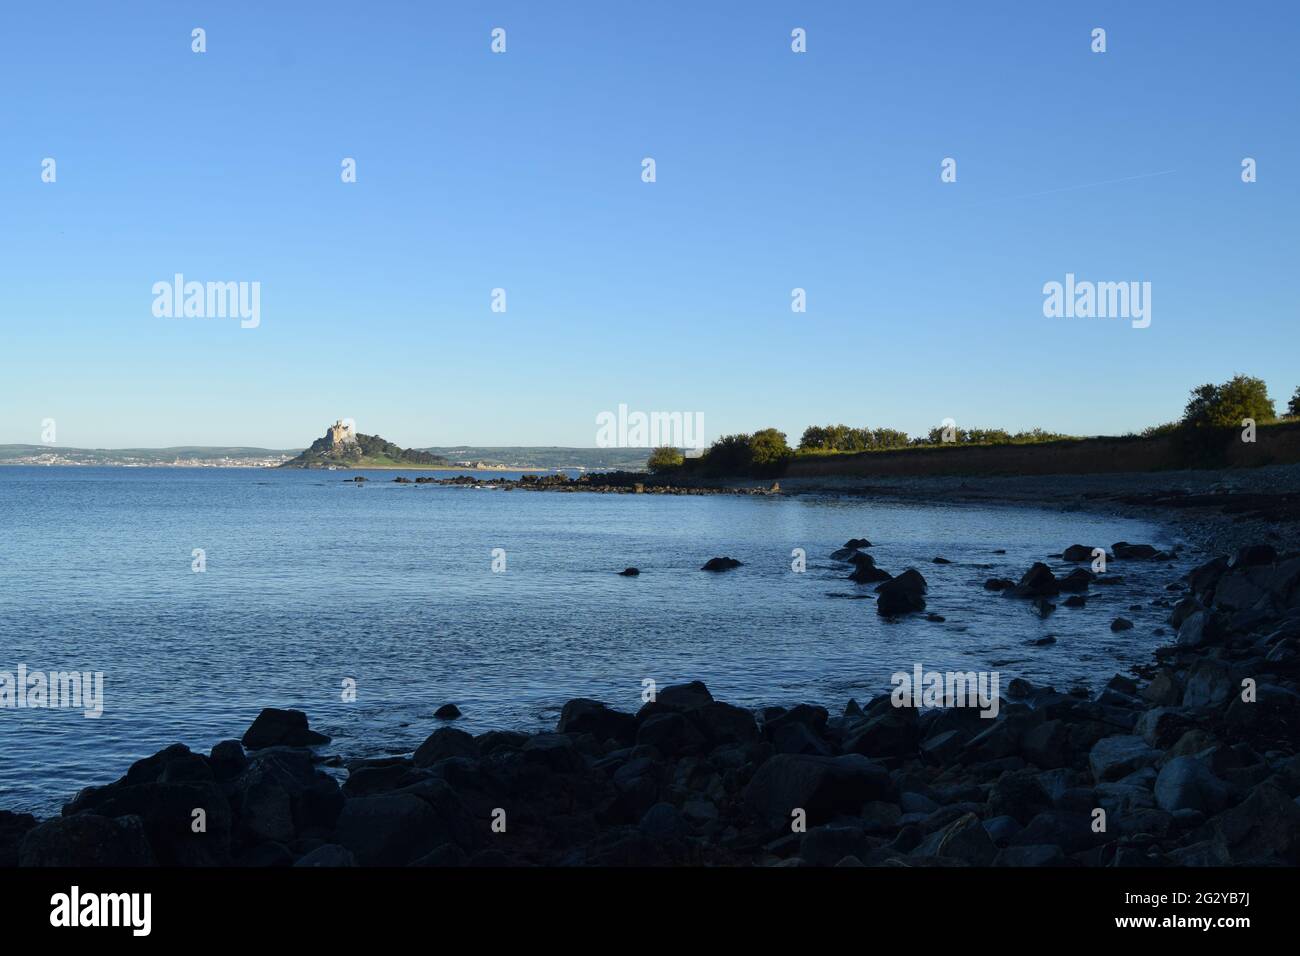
646, 446, 684, 473
1182, 375, 1276, 428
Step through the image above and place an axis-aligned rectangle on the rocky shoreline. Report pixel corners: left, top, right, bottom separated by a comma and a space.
361, 471, 782, 495
3, 535, 1297, 868
375, 464, 1300, 554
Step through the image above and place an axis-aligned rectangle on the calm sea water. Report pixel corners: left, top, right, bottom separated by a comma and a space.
0, 466, 1188, 813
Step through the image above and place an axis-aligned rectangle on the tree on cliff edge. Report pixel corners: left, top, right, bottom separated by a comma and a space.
1182, 375, 1276, 428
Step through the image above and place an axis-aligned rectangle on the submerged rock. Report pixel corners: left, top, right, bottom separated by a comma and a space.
701, 557, 742, 572
849, 563, 892, 584
1112, 542, 1159, 560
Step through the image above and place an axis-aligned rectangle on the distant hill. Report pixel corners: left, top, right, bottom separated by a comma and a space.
279, 421, 452, 469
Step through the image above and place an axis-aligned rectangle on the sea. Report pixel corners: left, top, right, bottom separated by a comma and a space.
0, 466, 1191, 813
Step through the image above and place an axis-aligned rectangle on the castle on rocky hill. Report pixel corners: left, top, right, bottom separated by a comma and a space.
326, 419, 357, 448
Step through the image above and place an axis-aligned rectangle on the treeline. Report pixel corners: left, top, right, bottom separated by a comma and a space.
801, 425, 1073, 451
648, 375, 1300, 476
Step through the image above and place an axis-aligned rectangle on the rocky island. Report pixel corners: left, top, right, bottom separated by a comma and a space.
279, 420, 452, 470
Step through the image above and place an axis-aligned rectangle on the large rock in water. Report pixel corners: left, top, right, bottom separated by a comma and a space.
241, 708, 331, 750
744, 754, 890, 826
1007, 563, 1059, 598
875, 569, 927, 616
1062, 544, 1098, 562
701, 556, 742, 572
850, 563, 892, 584
1057, 569, 1093, 593
655, 680, 714, 711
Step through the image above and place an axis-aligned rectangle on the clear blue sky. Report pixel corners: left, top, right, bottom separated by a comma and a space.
2, 1, 1296, 448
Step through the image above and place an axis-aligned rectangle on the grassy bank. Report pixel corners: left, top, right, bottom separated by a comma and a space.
779, 420, 1300, 480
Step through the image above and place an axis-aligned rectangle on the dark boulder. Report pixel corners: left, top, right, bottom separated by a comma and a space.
911, 812, 996, 866
988, 769, 1051, 824
19, 814, 156, 867
744, 754, 890, 827
801, 825, 869, 867
876, 568, 928, 616
434, 704, 462, 720
241, 708, 330, 750
701, 557, 742, 572
557, 698, 636, 744
618, 567, 640, 576
65, 780, 234, 865
333, 793, 453, 866
1175, 610, 1222, 648
635, 711, 705, 755
209, 740, 248, 780
520, 734, 585, 773
1058, 569, 1093, 593
690, 701, 759, 746
1154, 757, 1230, 816
1229, 544, 1276, 569
1112, 542, 1159, 560
0, 811, 39, 867
1062, 544, 1098, 562
849, 563, 892, 584
655, 680, 714, 711
1007, 563, 1059, 598
1209, 782, 1300, 864
413, 727, 479, 767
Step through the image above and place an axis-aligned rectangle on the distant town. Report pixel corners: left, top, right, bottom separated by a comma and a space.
0, 444, 654, 472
